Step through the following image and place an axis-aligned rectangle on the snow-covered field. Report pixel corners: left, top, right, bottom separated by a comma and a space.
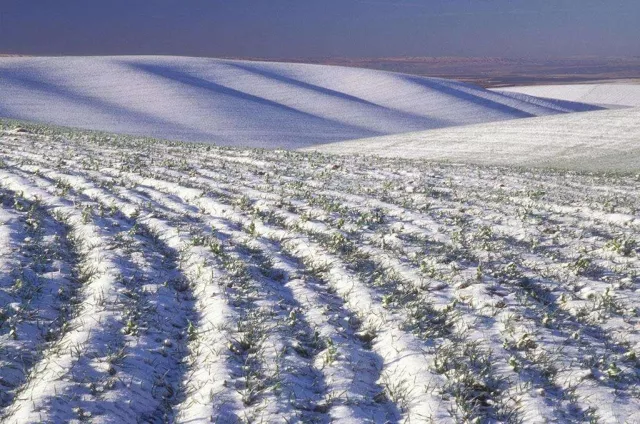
1, 121, 640, 423
0, 56, 600, 148
497, 84, 640, 108
308, 106, 640, 172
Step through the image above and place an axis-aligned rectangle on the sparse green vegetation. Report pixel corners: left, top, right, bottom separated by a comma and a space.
1, 120, 639, 423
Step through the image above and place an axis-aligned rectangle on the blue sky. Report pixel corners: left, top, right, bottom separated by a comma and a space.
1, 0, 638, 58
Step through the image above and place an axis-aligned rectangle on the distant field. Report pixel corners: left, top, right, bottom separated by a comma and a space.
247, 57, 640, 88
307, 79, 640, 171
0, 56, 600, 148
1, 121, 640, 423
497, 84, 640, 108
308, 105, 640, 172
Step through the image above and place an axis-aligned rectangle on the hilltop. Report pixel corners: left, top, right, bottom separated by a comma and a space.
0, 56, 599, 148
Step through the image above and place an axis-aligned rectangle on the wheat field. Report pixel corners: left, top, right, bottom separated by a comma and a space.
1, 121, 639, 423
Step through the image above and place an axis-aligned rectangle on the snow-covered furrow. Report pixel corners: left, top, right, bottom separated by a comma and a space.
173, 150, 640, 422
36, 171, 209, 422
20, 160, 402, 422
93, 168, 457, 421
119, 165, 556, 422
138, 216, 245, 422
255, 207, 537, 421
35, 165, 335, 421
0, 166, 234, 423
6, 136, 640, 348
11, 130, 640, 398
92, 171, 428, 418
0, 170, 156, 422
5, 167, 246, 422
335, 170, 640, 422
119, 183, 398, 422
210, 183, 565, 422
246, 197, 571, 421
324, 174, 640, 422
2, 125, 640, 423
127, 154, 633, 286
82, 183, 329, 421
248, 216, 456, 422
0, 188, 75, 410
381, 192, 640, 422
247, 241, 400, 423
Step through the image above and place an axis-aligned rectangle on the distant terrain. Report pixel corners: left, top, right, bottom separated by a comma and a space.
307, 78, 640, 172
240, 57, 640, 88
0, 56, 600, 148
307, 105, 640, 172
498, 84, 640, 108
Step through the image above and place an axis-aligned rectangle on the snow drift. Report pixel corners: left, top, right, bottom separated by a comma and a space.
0, 56, 600, 148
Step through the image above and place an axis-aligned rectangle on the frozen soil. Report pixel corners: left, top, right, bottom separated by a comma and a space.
1, 121, 640, 423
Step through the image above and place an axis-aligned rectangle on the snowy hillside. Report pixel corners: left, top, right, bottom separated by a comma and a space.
1, 121, 640, 423
0, 56, 600, 148
307, 106, 640, 172
497, 84, 640, 108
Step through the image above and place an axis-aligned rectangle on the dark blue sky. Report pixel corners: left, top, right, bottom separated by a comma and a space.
1, 0, 638, 58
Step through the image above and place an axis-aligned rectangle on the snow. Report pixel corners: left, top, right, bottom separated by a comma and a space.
496, 83, 640, 108
2, 124, 640, 423
305, 106, 640, 172
0, 56, 600, 148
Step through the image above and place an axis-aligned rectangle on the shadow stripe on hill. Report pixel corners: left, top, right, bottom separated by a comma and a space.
0, 55, 601, 148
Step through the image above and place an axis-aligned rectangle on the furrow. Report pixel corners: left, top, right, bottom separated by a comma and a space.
94, 169, 457, 422
0, 169, 139, 422
43, 165, 401, 422
3, 164, 245, 422
0, 189, 75, 412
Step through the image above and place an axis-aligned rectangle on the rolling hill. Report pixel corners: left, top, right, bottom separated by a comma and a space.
306, 106, 640, 172
0, 56, 600, 148
497, 83, 640, 108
